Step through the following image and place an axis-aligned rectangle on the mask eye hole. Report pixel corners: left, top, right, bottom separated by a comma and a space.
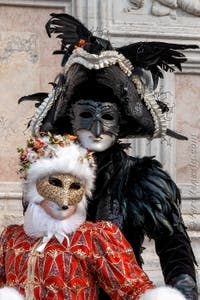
80, 112, 93, 118
70, 182, 81, 190
102, 114, 114, 120
48, 176, 63, 188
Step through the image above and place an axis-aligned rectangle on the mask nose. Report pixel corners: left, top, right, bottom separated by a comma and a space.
90, 119, 103, 137
61, 205, 69, 210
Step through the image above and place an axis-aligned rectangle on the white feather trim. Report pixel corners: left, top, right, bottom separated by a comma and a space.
0, 287, 24, 300
139, 286, 186, 300
24, 197, 86, 239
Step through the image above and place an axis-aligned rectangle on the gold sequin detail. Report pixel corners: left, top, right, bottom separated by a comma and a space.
36, 173, 85, 207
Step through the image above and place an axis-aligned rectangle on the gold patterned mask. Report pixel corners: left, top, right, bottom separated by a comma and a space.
36, 173, 85, 209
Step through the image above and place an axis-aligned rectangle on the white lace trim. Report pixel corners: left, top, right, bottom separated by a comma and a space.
64, 48, 133, 76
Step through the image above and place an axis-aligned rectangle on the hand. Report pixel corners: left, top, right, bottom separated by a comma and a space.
169, 274, 198, 300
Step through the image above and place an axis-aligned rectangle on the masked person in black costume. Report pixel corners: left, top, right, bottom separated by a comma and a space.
19, 13, 199, 300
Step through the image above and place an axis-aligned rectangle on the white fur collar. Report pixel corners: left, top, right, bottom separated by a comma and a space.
24, 198, 86, 246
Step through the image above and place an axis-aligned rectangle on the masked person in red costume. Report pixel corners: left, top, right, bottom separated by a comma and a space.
18, 14, 198, 300
0, 134, 187, 300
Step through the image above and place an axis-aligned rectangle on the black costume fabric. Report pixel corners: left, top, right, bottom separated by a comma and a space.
87, 143, 197, 299
87, 143, 196, 268
19, 13, 199, 300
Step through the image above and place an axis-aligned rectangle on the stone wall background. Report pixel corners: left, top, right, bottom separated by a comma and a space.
0, 0, 200, 296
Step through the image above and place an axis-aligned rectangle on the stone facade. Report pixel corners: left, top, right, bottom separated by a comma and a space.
0, 0, 200, 296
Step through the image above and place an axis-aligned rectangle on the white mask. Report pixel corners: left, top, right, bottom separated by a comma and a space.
77, 129, 116, 152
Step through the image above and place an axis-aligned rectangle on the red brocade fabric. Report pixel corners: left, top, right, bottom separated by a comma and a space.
0, 221, 153, 299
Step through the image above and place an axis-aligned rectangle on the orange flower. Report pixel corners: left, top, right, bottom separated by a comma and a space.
66, 134, 78, 141
34, 139, 45, 149
79, 39, 86, 47
75, 39, 87, 49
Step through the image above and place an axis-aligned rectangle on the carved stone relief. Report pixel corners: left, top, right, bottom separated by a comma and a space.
0, 32, 38, 64
129, 0, 144, 9
152, 0, 200, 17
128, 0, 200, 17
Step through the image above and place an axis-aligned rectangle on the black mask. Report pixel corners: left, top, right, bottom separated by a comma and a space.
71, 100, 120, 138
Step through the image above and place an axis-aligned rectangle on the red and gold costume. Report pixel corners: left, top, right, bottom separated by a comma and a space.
0, 136, 187, 300
0, 221, 153, 300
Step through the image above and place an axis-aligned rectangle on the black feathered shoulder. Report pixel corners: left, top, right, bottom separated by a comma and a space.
126, 155, 185, 239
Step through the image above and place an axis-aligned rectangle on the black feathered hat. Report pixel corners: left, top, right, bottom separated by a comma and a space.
22, 13, 199, 140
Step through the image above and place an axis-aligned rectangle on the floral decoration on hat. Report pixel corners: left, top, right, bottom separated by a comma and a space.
17, 132, 94, 179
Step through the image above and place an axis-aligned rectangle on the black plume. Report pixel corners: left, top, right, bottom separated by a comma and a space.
166, 128, 188, 140
46, 13, 112, 65
46, 13, 91, 43
156, 100, 169, 113
18, 93, 48, 108
117, 42, 199, 88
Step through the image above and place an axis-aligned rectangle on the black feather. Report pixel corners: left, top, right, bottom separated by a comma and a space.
87, 143, 197, 278
53, 50, 66, 55
48, 82, 57, 88
89, 144, 182, 238
156, 100, 169, 113
117, 42, 199, 88
18, 93, 48, 107
127, 156, 185, 238
166, 128, 188, 140
46, 13, 91, 40
46, 13, 113, 64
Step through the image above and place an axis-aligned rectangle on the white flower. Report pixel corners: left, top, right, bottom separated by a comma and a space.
27, 151, 38, 163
